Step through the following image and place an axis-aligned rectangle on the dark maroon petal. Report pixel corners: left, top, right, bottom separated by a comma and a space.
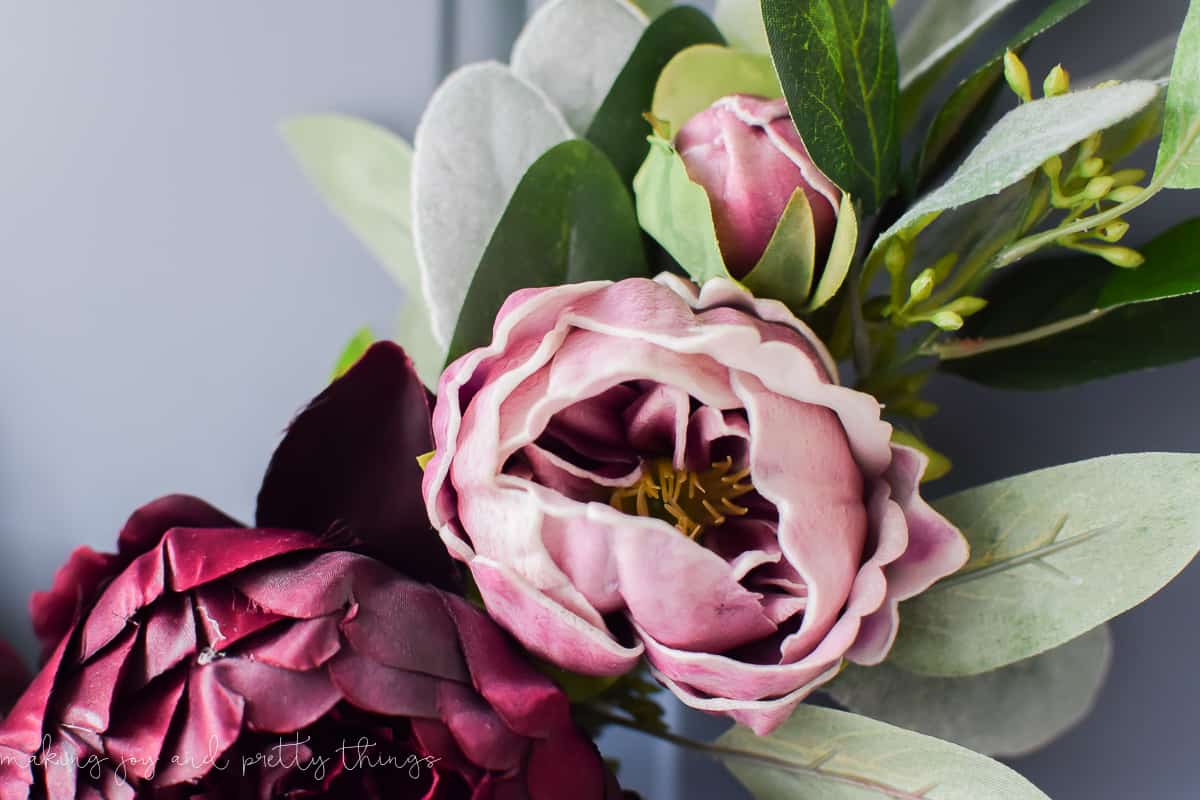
0, 745, 34, 797
441, 595, 569, 739
116, 495, 243, 559
256, 342, 457, 589
133, 592, 196, 687
525, 734, 610, 800
327, 650, 441, 718
234, 551, 390, 619
78, 547, 167, 662
191, 583, 284, 652
210, 659, 341, 733
105, 669, 187, 779
248, 615, 342, 670
30, 546, 119, 662
0, 633, 69, 752
0, 640, 30, 716
163, 527, 323, 592
436, 681, 528, 772
60, 627, 137, 733
344, 577, 468, 681
155, 666, 244, 786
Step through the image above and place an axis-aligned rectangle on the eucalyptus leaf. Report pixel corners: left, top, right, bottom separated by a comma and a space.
714, 0, 771, 53
881, 81, 1161, 257
1155, 0, 1200, 187
941, 219, 1200, 388
828, 625, 1112, 758
650, 44, 782, 132
588, 7, 725, 185
917, 0, 1092, 185
897, 0, 1021, 130
447, 140, 649, 363
412, 63, 573, 346
632, 0, 673, 16
718, 706, 1050, 800
889, 453, 1200, 676
511, 0, 647, 134
634, 136, 728, 283
281, 114, 442, 385
762, 0, 900, 216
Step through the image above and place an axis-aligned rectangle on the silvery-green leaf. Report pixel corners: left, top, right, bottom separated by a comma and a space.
511, 0, 647, 134
412, 63, 573, 347
890, 453, 1200, 676
632, 0, 673, 16
714, 0, 770, 53
651, 44, 781, 131
1155, 0, 1200, 187
877, 81, 1161, 258
718, 706, 1050, 800
1080, 34, 1178, 85
807, 192, 858, 310
742, 189, 817, 311
634, 136, 728, 283
828, 625, 1112, 758
897, 0, 1021, 129
281, 114, 441, 385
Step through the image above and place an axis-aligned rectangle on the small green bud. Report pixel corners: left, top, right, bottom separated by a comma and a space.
1097, 246, 1145, 268
931, 252, 959, 281
1082, 176, 1115, 201
885, 240, 908, 275
943, 296, 989, 317
1004, 50, 1033, 102
1106, 185, 1143, 204
1079, 157, 1106, 179
1110, 168, 1147, 187
930, 311, 965, 331
1043, 64, 1071, 97
908, 268, 936, 304
1095, 220, 1130, 243
1079, 132, 1103, 160
1042, 155, 1063, 181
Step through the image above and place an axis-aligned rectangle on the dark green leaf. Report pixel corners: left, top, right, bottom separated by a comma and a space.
588, 7, 724, 185
943, 219, 1200, 389
447, 140, 649, 363
761, 0, 900, 216
917, 0, 1091, 186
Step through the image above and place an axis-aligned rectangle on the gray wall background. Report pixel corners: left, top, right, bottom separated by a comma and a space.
0, 1, 1196, 798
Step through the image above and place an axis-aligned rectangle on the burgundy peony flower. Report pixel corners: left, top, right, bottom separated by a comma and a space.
423, 276, 970, 735
0, 344, 626, 800
0, 642, 29, 718
675, 94, 841, 278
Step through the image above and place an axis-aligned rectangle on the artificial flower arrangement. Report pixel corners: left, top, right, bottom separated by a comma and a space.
2, 0, 1199, 797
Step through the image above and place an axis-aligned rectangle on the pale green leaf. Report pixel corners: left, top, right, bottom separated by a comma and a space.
828, 625, 1111, 758
891, 429, 951, 483
878, 81, 1161, 257
714, 0, 771, 53
762, 0, 901, 216
331, 327, 376, 381
807, 191, 859, 310
891, 453, 1200, 676
511, 0, 647, 134
412, 63, 573, 346
650, 44, 782, 132
633, 136, 728, 283
1155, 0, 1200, 187
632, 0, 673, 17
718, 706, 1050, 800
281, 114, 442, 385
741, 189, 817, 310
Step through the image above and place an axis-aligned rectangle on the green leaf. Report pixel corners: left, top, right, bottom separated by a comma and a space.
880, 81, 1161, 257
281, 114, 442, 386
892, 430, 951, 482
890, 453, 1200, 676
941, 219, 1200, 389
807, 192, 859, 310
827, 625, 1111, 758
634, 136, 728, 283
650, 44, 782, 133
762, 0, 900, 216
718, 706, 1050, 800
714, 0, 771, 53
588, 7, 725, 185
631, 0, 673, 17
447, 140, 649, 363
897, 0, 1021, 131
331, 327, 376, 381
1155, 0, 1200, 187
917, 0, 1091, 185
511, 0, 647, 134
741, 189, 818, 310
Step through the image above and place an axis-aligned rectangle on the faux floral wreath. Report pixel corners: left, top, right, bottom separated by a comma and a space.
4, 0, 1200, 798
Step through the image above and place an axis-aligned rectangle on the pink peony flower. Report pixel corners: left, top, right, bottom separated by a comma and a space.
675, 94, 841, 278
423, 276, 969, 735
0, 344, 627, 800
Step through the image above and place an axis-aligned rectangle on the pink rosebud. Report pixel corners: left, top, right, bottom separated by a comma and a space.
1, 345, 628, 800
676, 94, 841, 278
424, 276, 969, 735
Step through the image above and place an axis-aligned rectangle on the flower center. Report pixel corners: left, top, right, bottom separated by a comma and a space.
609, 456, 754, 539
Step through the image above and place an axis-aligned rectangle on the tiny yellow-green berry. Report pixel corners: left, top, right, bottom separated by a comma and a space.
908, 268, 936, 304
1107, 185, 1143, 204
931, 311, 965, 331
1043, 64, 1071, 97
1004, 50, 1033, 102
1099, 247, 1145, 268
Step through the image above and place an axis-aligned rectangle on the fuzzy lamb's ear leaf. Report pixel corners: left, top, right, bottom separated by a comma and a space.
718, 706, 1050, 800
511, 0, 648, 134
280, 114, 442, 386
714, 0, 771, 53
412, 63, 573, 347
1155, 0, 1200, 188
890, 453, 1200, 677
827, 625, 1112, 758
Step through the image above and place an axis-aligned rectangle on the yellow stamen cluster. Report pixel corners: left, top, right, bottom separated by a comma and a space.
610, 456, 754, 539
